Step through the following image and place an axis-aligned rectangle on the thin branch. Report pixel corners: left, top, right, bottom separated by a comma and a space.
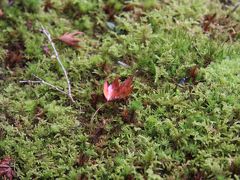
40, 25, 75, 102
20, 75, 67, 95
19, 80, 42, 84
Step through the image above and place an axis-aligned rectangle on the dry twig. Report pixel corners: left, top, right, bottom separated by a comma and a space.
20, 74, 67, 95
40, 25, 75, 102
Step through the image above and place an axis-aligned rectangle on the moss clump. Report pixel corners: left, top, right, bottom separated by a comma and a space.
0, 0, 240, 179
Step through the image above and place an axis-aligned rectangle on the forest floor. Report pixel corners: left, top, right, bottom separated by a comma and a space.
0, 0, 240, 179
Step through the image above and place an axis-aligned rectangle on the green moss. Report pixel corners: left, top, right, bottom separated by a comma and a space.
0, 0, 240, 179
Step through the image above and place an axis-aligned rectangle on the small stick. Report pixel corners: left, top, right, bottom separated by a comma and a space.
40, 25, 75, 102
19, 80, 42, 84
20, 75, 67, 95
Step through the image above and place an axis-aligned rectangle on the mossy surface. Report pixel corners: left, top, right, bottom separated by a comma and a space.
0, 0, 240, 179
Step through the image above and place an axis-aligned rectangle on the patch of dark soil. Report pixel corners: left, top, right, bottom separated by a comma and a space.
103, 4, 117, 20
5, 41, 25, 69
219, 0, 233, 5
192, 170, 206, 180
121, 108, 136, 124
4, 112, 22, 128
77, 174, 88, 180
90, 94, 106, 109
74, 153, 89, 167
124, 174, 135, 180
229, 159, 240, 176
32, 106, 45, 126
90, 126, 106, 144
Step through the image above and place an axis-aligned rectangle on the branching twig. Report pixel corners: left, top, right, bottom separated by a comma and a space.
20, 75, 67, 95
40, 25, 75, 102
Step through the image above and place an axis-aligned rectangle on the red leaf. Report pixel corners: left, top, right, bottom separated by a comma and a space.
0, 156, 15, 180
58, 31, 83, 48
103, 76, 133, 101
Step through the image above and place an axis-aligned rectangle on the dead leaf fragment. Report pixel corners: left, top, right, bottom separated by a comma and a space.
0, 156, 15, 180
103, 76, 133, 101
58, 31, 83, 48
202, 13, 216, 32
5, 51, 23, 68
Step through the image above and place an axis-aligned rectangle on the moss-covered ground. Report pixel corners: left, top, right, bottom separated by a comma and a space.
0, 0, 240, 179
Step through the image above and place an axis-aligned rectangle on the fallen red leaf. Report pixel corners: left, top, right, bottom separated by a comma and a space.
58, 31, 83, 48
0, 156, 15, 180
103, 76, 133, 101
